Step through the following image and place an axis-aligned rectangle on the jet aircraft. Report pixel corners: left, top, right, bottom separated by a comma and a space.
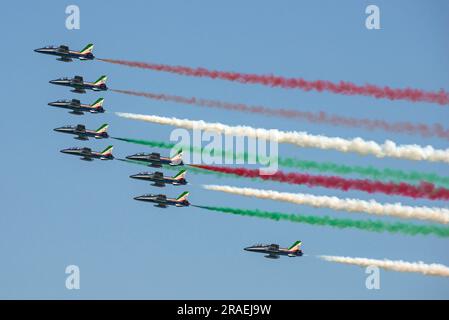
60, 145, 114, 161
49, 75, 107, 93
244, 241, 303, 259
133, 191, 190, 208
34, 43, 95, 62
54, 124, 109, 140
48, 98, 105, 115
130, 169, 187, 187
126, 149, 183, 167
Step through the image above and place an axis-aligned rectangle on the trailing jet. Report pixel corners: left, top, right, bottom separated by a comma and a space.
54, 124, 109, 141
60, 145, 114, 161
34, 43, 95, 62
48, 98, 105, 115
130, 169, 187, 187
126, 149, 183, 167
49, 75, 108, 93
134, 191, 190, 208
244, 241, 303, 259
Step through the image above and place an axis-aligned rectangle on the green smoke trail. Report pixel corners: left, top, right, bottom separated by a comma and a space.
112, 137, 449, 187
193, 206, 449, 238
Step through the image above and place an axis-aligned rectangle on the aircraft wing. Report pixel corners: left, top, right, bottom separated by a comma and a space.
57, 57, 73, 62
152, 182, 166, 187
71, 88, 86, 94
148, 160, 162, 167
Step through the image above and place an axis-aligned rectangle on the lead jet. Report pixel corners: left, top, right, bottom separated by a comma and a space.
130, 169, 187, 187
60, 145, 114, 161
49, 75, 108, 93
244, 241, 303, 259
48, 98, 105, 115
133, 191, 190, 208
126, 149, 183, 167
34, 43, 95, 62
54, 124, 109, 141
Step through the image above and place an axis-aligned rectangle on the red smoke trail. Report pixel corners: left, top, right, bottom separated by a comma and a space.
190, 164, 449, 201
113, 89, 449, 140
100, 58, 449, 105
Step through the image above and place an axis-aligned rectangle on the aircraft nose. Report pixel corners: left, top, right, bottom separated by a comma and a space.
60, 149, 70, 154
129, 174, 139, 179
126, 155, 138, 160
133, 196, 145, 201
34, 48, 45, 53
49, 80, 58, 84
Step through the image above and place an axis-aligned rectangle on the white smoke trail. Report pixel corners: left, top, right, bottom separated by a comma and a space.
202, 184, 449, 224
115, 112, 449, 164
319, 255, 449, 277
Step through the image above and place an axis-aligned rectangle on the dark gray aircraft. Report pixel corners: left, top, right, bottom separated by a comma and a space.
54, 124, 109, 140
49, 75, 107, 93
60, 145, 114, 161
134, 191, 190, 208
34, 43, 94, 62
244, 241, 303, 259
48, 98, 105, 115
126, 149, 183, 167
130, 169, 187, 187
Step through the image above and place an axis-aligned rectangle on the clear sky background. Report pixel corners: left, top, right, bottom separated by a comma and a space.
0, 0, 448, 299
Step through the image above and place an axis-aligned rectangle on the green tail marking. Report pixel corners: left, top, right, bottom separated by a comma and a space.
96, 124, 109, 133
173, 169, 186, 179
94, 75, 107, 84
288, 241, 302, 250
101, 145, 113, 154
91, 98, 104, 107
80, 43, 93, 53
176, 191, 189, 200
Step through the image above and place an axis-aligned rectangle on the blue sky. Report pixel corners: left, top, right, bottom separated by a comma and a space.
0, 0, 448, 299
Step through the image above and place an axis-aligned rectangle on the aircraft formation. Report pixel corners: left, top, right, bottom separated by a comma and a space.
35, 43, 302, 259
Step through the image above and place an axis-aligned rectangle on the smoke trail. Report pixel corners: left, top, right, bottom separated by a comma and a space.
192, 164, 449, 201
319, 255, 449, 277
203, 185, 449, 224
113, 89, 449, 140
113, 137, 449, 187
99, 59, 449, 105
115, 112, 449, 164
193, 205, 449, 238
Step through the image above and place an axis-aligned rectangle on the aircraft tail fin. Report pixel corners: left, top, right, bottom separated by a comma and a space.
96, 124, 109, 134
173, 169, 187, 180
176, 191, 189, 202
288, 241, 302, 252
100, 145, 113, 156
170, 149, 183, 165
91, 98, 104, 109
94, 75, 107, 85
80, 43, 94, 54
